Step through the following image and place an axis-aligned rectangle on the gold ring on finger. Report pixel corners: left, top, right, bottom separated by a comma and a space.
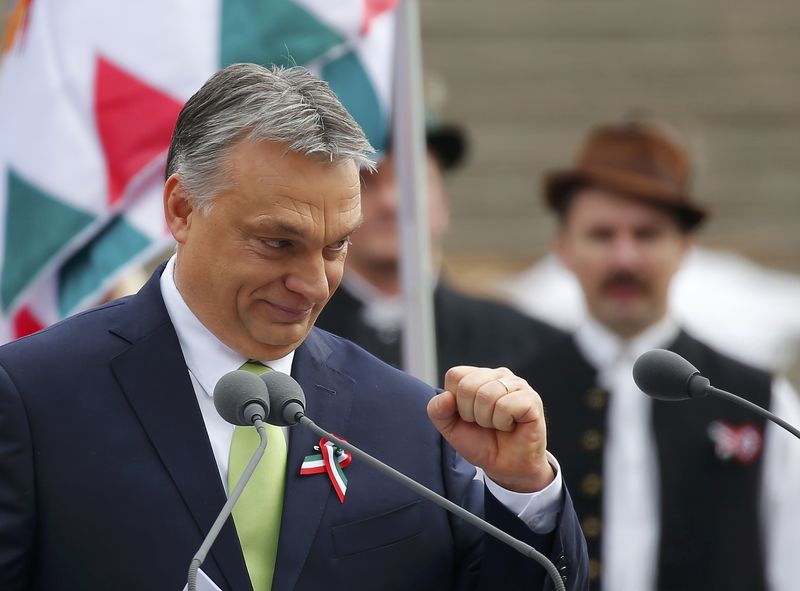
496, 377, 512, 394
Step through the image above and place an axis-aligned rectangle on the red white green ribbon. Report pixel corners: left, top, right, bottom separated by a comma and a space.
300, 437, 352, 503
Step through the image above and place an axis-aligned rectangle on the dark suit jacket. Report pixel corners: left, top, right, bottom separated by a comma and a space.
0, 270, 587, 591
316, 281, 565, 385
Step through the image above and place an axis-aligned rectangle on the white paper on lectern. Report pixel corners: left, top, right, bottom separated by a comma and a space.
181, 569, 223, 591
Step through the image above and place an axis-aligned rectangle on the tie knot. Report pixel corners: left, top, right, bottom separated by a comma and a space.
239, 361, 272, 376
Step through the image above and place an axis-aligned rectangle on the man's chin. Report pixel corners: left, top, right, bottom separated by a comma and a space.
593, 302, 655, 336
604, 315, 655, 339
245, 322, 311, 357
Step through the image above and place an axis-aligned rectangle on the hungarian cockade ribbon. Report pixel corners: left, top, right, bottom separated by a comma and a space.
300, 437, 352, 503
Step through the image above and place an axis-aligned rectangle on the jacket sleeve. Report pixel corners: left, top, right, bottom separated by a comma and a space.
481, 485, 589, 591
0, 363, 35, 591
442, 442, 589, 591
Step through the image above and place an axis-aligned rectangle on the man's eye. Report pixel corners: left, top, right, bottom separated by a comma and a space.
588, 228, 613, 242
263, 239, 291, 249
328, 238, 350, 252
635, 227, 662, 241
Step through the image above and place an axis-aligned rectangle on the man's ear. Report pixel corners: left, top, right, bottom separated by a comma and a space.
680, 233, 694, 259
164, 174, 194, 244
554, 226, 572, 271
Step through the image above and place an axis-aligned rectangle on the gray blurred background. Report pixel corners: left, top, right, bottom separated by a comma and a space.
418, 0, 800, 293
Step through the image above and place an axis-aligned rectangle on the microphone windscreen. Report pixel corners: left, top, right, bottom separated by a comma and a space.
260, 371, 306, 426
214, 370, 270, 426
632, 349, 703, 401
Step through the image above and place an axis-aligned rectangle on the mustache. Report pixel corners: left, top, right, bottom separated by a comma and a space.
600, 272, 649, 292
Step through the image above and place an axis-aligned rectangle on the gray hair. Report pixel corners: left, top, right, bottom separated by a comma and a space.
165, 63, 375, 212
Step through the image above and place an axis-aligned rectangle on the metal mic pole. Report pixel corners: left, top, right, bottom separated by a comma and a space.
187, 420, 268, 591
707, 386, 800, 440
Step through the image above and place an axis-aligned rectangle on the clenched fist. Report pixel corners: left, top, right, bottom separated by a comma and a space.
427, 366, 554, 493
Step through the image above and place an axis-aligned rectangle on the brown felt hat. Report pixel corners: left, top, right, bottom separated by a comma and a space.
544, 121, 708, 229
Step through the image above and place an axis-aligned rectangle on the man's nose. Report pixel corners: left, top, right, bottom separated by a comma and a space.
610, 235, 642, 268
284, 253, 330, 303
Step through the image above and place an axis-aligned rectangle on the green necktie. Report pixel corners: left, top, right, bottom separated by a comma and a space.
228, 362, 287, 591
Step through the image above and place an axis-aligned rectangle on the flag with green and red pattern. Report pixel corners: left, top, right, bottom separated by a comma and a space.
0, 0, 397, 340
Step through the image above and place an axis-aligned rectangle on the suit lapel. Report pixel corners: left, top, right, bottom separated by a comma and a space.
272, 330, 356, 590
108, 270, 251, 591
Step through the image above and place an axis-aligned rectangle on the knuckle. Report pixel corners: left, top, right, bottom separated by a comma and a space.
495, 390, 511, 405
491, 406, 515, 428
494, 395, 515, 414
444, 366, 463, 381
475, 385, 496, 405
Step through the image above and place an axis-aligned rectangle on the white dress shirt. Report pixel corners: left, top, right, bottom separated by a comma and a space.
574, 315, 800, 591
340, 271, 404, 334
159, 255, 564, 534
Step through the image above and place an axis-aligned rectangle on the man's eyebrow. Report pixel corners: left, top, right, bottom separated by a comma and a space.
256, 220, 307, 238
348, 216, 365, 235
256, 216, 364, 241
329, 216, 364, 244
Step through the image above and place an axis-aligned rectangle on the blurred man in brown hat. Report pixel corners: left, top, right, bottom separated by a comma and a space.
316, 121, 564, 385
516, 120, 800, 591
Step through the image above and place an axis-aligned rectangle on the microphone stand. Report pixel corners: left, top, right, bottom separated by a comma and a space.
707, 386, 800, 440
187, 419, 268, 591
297, 414, 567, 591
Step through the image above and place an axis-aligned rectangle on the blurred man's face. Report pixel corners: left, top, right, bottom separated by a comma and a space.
556, 187, 691, 338
347, 151, 450, 275
166, 139, 362, 360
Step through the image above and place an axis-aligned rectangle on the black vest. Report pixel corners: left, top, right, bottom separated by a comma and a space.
316, 281, 564, 385
517, 330, 772, 591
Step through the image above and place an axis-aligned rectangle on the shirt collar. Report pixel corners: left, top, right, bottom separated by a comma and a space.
575, 313, 680, 371
159, 254, 294, 397
340, 271, 404, 332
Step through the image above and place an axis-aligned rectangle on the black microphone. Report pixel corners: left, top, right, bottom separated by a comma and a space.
632, 349, 710, 401
187, 370, 271, 591
258, 371, 568, 591
633, 349, 800, 440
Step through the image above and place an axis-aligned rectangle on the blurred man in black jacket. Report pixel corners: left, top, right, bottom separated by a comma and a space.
316, 122, 562, 385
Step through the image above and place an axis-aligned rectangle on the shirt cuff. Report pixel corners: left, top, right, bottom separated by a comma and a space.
483, 451, 563, 534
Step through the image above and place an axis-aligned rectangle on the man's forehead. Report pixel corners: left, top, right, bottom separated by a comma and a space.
248, 190, 362, 234
567, 187, 683, 227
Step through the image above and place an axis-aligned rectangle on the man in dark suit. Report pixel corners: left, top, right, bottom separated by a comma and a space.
516, 120, 800, 591
316, 122, 563, 384
0, 63, 588, 590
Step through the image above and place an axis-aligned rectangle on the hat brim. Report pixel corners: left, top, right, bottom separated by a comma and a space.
544, 167, 707, 230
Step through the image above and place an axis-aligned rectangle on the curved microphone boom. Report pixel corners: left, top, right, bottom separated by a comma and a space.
258, 372, 568, 591
187, 371, 271, 591
633, 349, 800, 440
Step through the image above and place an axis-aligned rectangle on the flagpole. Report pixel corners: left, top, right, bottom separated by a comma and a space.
392, 0, 437, 385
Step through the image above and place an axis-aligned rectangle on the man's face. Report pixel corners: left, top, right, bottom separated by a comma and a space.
167, 139, 362, 360
346, 151, 450, 273
556, 187, 691, 338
